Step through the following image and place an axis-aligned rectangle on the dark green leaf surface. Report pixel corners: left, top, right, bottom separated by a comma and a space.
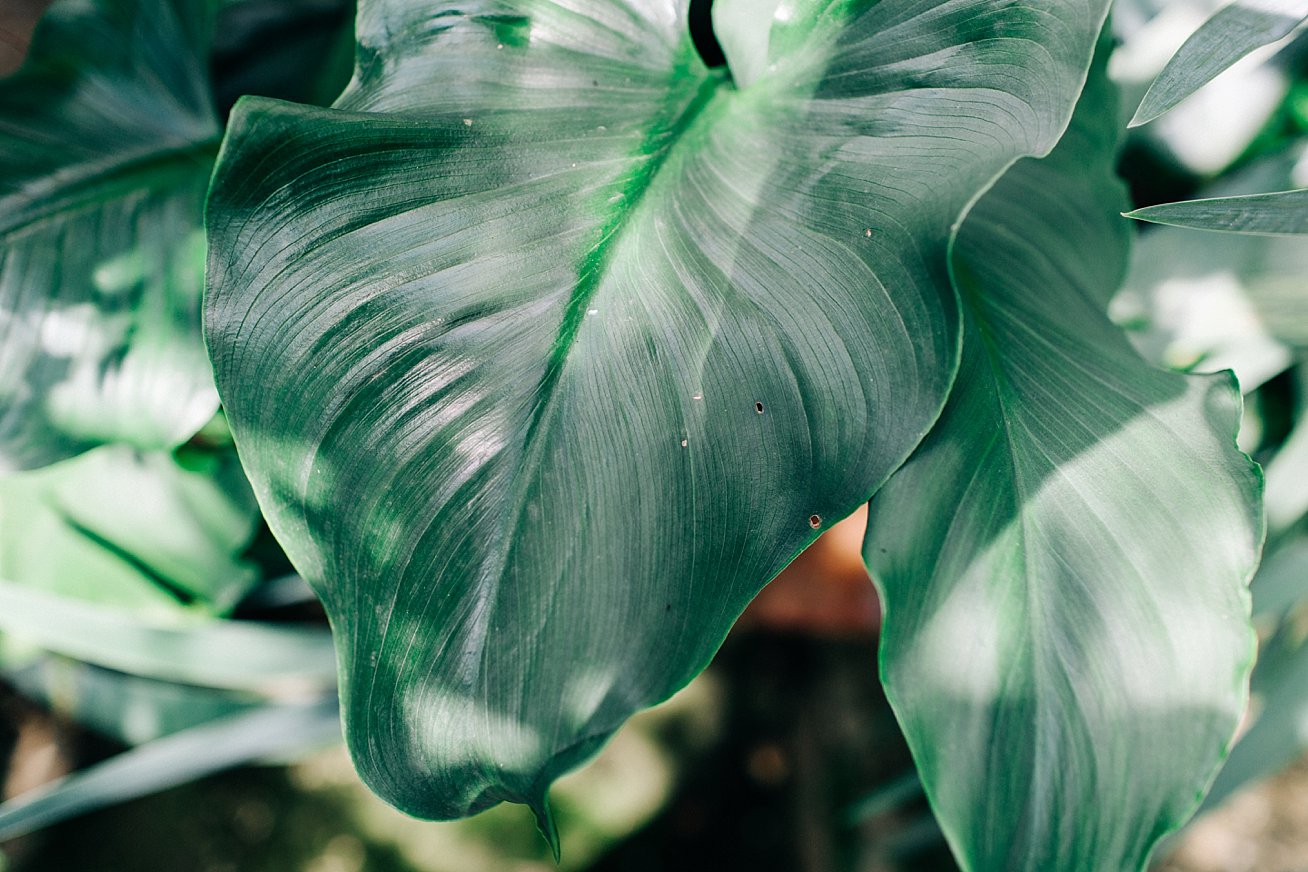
865, 50, 1262, 871
0, 0, 221, 470
1130, 0, 1308, 127
1126, 188, 1308, 235
206, 0, 1108, 824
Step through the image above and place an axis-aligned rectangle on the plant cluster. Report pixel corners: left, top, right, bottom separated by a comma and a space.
0, 0, 1306, 870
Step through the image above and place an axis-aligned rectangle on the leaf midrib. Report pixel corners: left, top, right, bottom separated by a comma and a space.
953, 259, 1060, 864
453, 60, 730, 690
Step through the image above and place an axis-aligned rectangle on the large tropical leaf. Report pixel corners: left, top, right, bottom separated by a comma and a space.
1129, 0, 1308, 127
205, 0, 1108, 829
864, 47, 1262, 872
0, 0, 221, 470
1201, 615, 1308, 809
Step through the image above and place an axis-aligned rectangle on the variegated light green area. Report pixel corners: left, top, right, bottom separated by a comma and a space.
1129, 0, 1308, 127
0, 445, 334, 694
865, 50, 1262, 872
206, 0, 1108, 831
0, 0, 222, 471
0, 446, 260, 614
1127, 188, 1308, 235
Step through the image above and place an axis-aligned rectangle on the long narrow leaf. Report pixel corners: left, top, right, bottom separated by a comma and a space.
1130, 0, 1308, 127
1126, 189, 1308, 235
0, 698, 340, 842
0, 581, 336, 692
5, 657, 262, 746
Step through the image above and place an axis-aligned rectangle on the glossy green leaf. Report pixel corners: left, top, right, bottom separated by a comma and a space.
865, 47, 1262, 872
206, 0, 1108, 827
0, 445, 260, 612
1130, 0, 1308, 127
1126, 188, 1308, 235
0, 0, 221, 470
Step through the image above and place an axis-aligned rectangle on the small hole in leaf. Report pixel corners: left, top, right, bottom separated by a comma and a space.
688, 0, 726, 68
809, 514, 821, 528
755, 402, 764, 414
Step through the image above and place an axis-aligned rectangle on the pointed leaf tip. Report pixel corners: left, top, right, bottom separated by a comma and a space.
530, 788, 561, 863
1130, 0, 1308, 126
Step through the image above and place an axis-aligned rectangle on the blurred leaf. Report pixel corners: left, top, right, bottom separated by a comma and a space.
0, 445, 260, 612
0, 582, 336, 692
1111, 0, 1294, 176
1264, 373, 1308, 531
1113, 149, 1308, 390
1127, 188, 1308, 235
205, 0, 1108, 831
0, 0, 222, 471
844, 770, 924, 824
1250, 536, 1308, 619
1202, 619, 1308, 809
866, 45, 1262, 872
210, 0, 355, 112
1130, 0, 1308, 127
5, 657, 261, 745
0, 697, 341, 842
